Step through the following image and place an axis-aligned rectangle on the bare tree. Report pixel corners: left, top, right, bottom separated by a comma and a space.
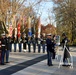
52, 0, 76, 45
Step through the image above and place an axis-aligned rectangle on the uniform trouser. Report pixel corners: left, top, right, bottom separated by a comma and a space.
18, 43, 22, 52
38, 44, 41, 53
6, 50, 10, 62
33, 44, 36, 53
10, 44, 12, 52
47, 51, 53, 65
14, 43, 16, 52
28, 44, 31, 52
52, 52, 55, 59
42, 44, 46, 53
23, 43, 27, 50
1, 50, 6, 64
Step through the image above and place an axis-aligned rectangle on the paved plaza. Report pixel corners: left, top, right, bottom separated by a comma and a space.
0, 46, 76, 75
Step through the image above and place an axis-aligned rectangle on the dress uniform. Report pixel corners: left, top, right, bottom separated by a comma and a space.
52, 35, 56, 59
22, 34, 28, 52
18, 37, 22, 52
38, 38, 41, 53
32, 36, 36, 53
9, 36, 13, 52
13, 36, 17, 52
28, 37, 31, 52
41, 38, 46, 53
5, 34, 10, 63
0, 39, 1, 64
46, 33, 54, 66
1, 33, 6, 65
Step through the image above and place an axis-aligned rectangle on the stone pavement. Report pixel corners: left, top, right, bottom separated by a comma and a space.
0, 46, 76, 75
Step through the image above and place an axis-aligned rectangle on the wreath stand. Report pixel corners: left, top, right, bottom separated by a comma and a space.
55, 45, 59, 60
58, 41, 73, 69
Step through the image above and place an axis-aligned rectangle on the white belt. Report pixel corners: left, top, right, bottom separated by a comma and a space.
2, 45, 5, 46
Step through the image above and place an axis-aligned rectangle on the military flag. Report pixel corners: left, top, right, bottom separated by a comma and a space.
28, 16, 32, 37
9, 23, 13, 37
17, 23, 21, 38
38, 16, 41, 38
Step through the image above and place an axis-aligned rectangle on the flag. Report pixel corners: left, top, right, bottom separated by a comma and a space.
38, 16, 41, 38
17, 23, 21, 38
28, 16, 31, 29
23, 16, 26, 26
9, 24, 13, 37
28, 16, 32, 37
14, 28, 17, 38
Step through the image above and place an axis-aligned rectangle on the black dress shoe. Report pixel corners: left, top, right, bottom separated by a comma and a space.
6, 62, 10, 63
50, 64, 53, 66
62, 64, 70, 66
48, 64, 53, 66
1, 63, 6, 65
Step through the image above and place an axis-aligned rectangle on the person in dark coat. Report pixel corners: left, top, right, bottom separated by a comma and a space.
9, 36, 13, 52
22, 33, 28, 52
52, 35, 56, 59
28, 37, 31, 52
38, 38, 41, 53
5, 33, 10, 63
61, 33, 70, 65
0, 39, 2, 64
18, 36, 22, 52
13, 36, 17, 52
1, 33, 6, 65
41, 37, 46, 53
32, 35, 36, 53
46, 33, 54, 66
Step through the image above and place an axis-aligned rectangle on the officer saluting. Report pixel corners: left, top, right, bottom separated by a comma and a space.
46, 33, 54, 66
1, 33, 6, 65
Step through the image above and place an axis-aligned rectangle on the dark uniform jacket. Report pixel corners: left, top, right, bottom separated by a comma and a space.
41, 38, 46, 45
0, 39, 1, 51
46, 38, 55, 53
13, 36, 17, 43
32, 37, 36, 44
5, 37, 10, 50
1, 38, 6, 51
22, 37, 28, 44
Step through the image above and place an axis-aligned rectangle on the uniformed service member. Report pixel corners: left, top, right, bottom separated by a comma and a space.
22, 33, 27, 52
46, 33, 54, 66
18, 36, 22, 52
38, 38, 41, 53
28, 37, 31, 52
1, 33, 6, 65
32, 35, 36, 53
5, 33, 10, 63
